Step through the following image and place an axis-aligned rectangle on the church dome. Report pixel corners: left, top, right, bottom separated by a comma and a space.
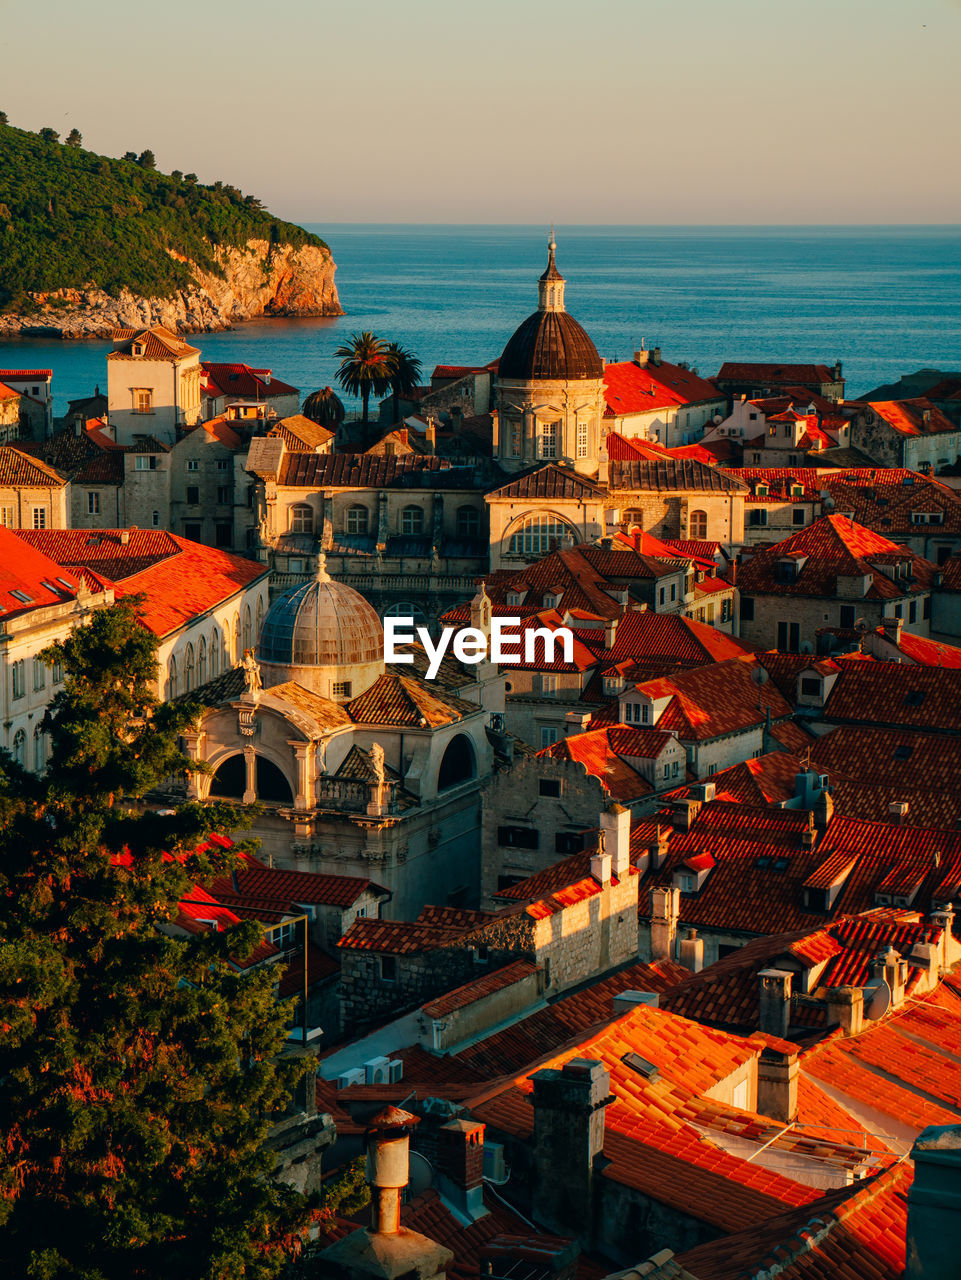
498, 236, 603, 381
259, 561, 383, 668
498, 309, 603, 381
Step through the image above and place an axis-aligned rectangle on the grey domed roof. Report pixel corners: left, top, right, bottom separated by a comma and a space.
258, 558, 383, 668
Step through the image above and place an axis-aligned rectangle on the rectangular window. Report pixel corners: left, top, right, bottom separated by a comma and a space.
663, 764, 670, 779
186, 486, 200, 506
52, 658, 63, 684
11, 661, 24, 700
134, 455, 157, 471
216, 486, 231, 505
214, 522, 232, 548
801, 677, 821, 696
217, 458, 230, 471
708, 763, 718, 776
924, 596, 932, 620
0, 506, 13, 528
672, 760, 680, 778
670, 583, 677, 602
540, 726, 560, 748
749, 509, 768, 527
87, 492, 100, 515
498, 825, 539, 849
134, 389, 152, 414
186, 459, 200, 472
541, 674, 558, 695
32, 508, 46, 529
33, 658, 46, 691
740, 597, 755, 621
183, 522, 202, 542
539, 778, 562, 798
894, 603, 903, 619
777, 620, 801, 653
909, 600, 917, 624
840, 605, 855, 628
538, 422, 558, 459
576, 421, 589, 458
792, 508, 806, 525
510, 421, 522, 457
659, 587, 665, 605
379, 956, 397, 983
332, 681, 352, 698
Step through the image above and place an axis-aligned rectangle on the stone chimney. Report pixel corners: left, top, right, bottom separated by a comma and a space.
318, 1105, 453, 1280
531, 1059, 612, 1240
825, 985, 864, 1037
930, 902, 957, 970
888, 800, 910, 826
590, 850, 612, 886
874, 946, 907, 1009
883, 616, 904, 645
436, 1118, 487, 1222
600, 802, 632, 879
906, 1124, 961, 1280
649, 886, 680, 961
758, 969, 793, 1039
651, 347, 662, 367
756, 1045, 799, 1123
671, 798, 700, 832
678, 928, 704, 973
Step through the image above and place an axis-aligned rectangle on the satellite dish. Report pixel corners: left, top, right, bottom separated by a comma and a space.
408, 1151, 434, 1197
855, 618, 869, 634
863, 977, 891, 1021
752, 666, 769, 686
800, 641, 815, 655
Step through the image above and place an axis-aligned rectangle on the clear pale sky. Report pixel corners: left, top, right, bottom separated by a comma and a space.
3, 0, 960, 223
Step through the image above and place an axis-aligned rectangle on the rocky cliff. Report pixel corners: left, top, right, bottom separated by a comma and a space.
0, 238, 342, 340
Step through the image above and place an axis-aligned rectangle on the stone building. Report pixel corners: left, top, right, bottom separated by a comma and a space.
492, 236, 607, 477
849, 398, 961, 474
0, 447, 69, 530
0, 368, 54, 439
713, 361, 845, 403
173, 560, 495, 919
0, 379, 21, 444
602, 351, 726, 449
106, 325, 203, 446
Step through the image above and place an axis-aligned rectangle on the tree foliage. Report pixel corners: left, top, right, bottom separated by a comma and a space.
65, 129, 82, 148
0, 599, 315, 1278
335, 332, 421, 424
0, 121, 328, 310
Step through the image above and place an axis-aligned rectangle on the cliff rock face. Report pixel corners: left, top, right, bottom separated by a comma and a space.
0, 239, 343, 340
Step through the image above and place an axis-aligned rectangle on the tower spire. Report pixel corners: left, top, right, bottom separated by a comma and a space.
538, 225, 565, 312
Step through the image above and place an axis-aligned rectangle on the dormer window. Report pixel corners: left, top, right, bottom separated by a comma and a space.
132, 342, 145, 356
542, 593, 561, 610
603, 675, 624, 696
791, 484, 803, 497
755, 483, 769, 497
506, 590, 527, 607
622, 701, 649, 725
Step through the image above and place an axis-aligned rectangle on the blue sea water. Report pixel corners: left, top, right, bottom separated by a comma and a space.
2, 224, 960, 415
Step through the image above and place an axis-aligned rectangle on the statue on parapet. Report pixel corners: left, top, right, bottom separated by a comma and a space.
241, 647, 263, 693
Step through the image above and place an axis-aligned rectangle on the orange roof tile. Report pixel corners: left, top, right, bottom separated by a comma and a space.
421, 961, 540, 1019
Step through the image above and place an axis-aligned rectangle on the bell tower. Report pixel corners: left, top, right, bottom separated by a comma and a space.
538, 228, 566, 313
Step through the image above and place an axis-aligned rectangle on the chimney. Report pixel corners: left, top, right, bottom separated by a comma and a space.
672, 798, 701, 832
600, 802, 632, 879
875, 946, 906, 1009
758, 969, 793, 1039
634, 346, 649, 367
906, 1125, 961, 1280
424, 422, 436, 454
603, 617, 618, 649
825, 985, 864, 1037
436, 1118, 486, 1222
651, 347, 662, 367
756, 1046, 799, 1123
120, 529, 130, 545
649, 886, 679, 961
727, 558, 737, 586
318, 1105, 453, 1280
883, 616, 904, 645
679, 928, 704, 973
590, 850, 612, 886
889, 800, 910, 826
531, 1059, 612, 1240
930, 902, 957, 970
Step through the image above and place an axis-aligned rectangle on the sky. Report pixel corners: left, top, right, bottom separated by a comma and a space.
2, 0, 960, 224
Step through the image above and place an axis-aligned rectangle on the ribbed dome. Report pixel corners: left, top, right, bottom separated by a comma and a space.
258, 563, 383, 669
498, 309, 604, 381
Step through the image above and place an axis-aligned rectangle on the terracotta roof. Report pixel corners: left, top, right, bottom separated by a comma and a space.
821, 662, 961, 734
0, 369, 52, 379
738, 513, 936, 600
487, 463, 606, 501
868, 397, 958, 437
630, 656, 793, 742
542, 725, 670, 800
0, 446, 67, 487
0, 380, 19, 401
717, 363, 841, 387
665, 752, 802, 809
267, 414, 334, 452
347, 673, 478, 727
421, 960, 540, 1019
108, 325, 199, 361
603, 359, 722, 418
336, 917, 475, 954
202, 361, 297, 399
0, 528, 87, 620
274, 451, 471, 489
187, 416, 243, 450
206, 854, 387, 912
610, 457, 747, 493
19, 529, 267, 637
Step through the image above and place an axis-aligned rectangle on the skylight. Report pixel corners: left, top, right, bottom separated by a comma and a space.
10, 589, 32, 603
621, 1052, 660, 1081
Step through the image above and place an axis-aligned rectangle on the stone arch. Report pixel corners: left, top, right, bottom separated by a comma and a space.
209, 753, 245, 799
437, 733, 477, 791
505, 510, 579, 557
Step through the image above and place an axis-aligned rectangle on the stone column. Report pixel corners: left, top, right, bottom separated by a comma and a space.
289, 741, 314, 811
181, 728, 204, 799
243, 745, 257, 805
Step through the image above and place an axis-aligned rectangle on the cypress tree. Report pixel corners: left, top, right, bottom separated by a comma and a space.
0, 599, 314, 1278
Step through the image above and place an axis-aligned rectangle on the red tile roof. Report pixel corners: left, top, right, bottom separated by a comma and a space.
820, 662, 961, 734
0, 446, 67, 487
206, 854, 387, 912
717, 362, 841, 387
603, 359, 723, 417
665, 751, 802, 809
346, 673, 478, 727
868, 397, 958, 437
0, 380, 19, 401
610, 457, 746, 493
487, 463, 606, 501
108, 325, 199, 361
275, 451, 468, 489
631, 655, 793, 741
421, 960, 540, 1019
0, 369, 52, 379
202, 361, 297, 400
19, 529, 267, 637
541, 725, 668, 801
0, 528, 87, 620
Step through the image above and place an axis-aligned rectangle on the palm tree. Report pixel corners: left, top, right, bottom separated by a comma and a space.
384, 342, 423, 422
334, 331, 395, 425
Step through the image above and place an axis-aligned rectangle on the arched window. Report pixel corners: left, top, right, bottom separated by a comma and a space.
401, 505, 424, 536
689, 509, 708, 540
210, 628, 220, 678
438, 734, 477, 790
456, 506, 481, 538
255, 596, 264, 640
233, 612, 241, 662
346, 504, 369, 535
290, 504, 313, 534
33, 725, 45, 773
167, 656, 178, 699
12, 729, 25, 767
623, 509, 644, 530
242, 606, 252, 652
198, 636, 207, 686
184, 644, 195, 693
384, 601, 428, 628
508, 513, 575, 557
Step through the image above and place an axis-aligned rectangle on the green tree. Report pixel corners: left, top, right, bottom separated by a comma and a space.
39, 127, 60, 143
122, 150, 138, 162
65, 128, 83, 148
0, 599, 314, 1279
0, 112, 8, 126
334, 331, 395, 425
138, 149, 156, 169
384, 341, 422, 422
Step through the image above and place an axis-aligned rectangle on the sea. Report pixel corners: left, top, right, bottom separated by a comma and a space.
2, 224, 960, 416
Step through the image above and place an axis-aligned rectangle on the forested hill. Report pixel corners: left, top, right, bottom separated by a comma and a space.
0, 122, 328, 310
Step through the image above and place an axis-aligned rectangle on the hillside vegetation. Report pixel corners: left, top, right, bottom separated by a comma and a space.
0, 123, 327, 310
